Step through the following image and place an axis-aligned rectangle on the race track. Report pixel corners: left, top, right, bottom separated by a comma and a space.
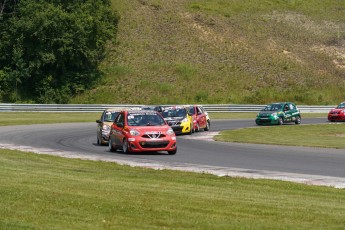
1, 118, 345, 188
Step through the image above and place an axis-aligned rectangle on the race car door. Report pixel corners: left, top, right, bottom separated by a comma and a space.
113, 112, 125, 146
283, 103, 293, 122
196, 106, 207, 128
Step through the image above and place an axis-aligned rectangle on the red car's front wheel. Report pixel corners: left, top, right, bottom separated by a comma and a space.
168, 149, 177, 155
109, 139, 116, 152
122, 138, 130, 153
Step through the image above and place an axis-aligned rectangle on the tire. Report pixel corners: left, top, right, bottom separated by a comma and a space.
188, 124, 193, 135
204, 120, 210, 131
195, 123, 200, 132
122, 138, 130, 153
99, 137, 106, 146
278, 117, 283, 125
108, 139, 116, 152
168, 149, 177, 155
295, 116, 301, 125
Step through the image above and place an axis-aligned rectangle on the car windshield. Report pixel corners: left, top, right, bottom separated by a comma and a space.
263, 104, 282, 111
104, 112, 119, 122
188, 107, 195, 115
337, 103, 345, 109
141, 107, 154, 110
127, 113, 165, 126
162, 108, 187, 118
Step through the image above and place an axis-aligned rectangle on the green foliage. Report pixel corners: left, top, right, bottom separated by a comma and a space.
0, 0, 118, 103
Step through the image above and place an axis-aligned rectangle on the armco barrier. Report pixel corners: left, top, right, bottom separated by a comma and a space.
0, 103, 335, 113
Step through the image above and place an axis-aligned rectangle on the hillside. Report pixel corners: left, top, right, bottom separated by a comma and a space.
72, 0, 345, 105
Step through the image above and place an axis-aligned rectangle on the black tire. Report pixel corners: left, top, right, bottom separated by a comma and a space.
204, 120, 210, 131
188, 124, 193, 135
278, 117, 283, 125
195, 123, 200, 132
295, 116, 301, 125
108, 139, 116, 152
122, 138, 130, 153
97, 136, 100, 145
168, 149, 177, 155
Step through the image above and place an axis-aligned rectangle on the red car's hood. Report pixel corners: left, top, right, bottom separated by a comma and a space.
329, 108, 344, 113
132, 126, 170, 133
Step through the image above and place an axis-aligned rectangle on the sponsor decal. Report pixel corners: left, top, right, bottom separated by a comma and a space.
145, 131, 162, 139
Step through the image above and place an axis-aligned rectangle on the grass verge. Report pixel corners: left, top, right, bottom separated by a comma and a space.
0, 112, 326, 126
0, 149, 344, 229
209, 112, 326, 119
215, 123, 345, 149
0, 112, 99, 126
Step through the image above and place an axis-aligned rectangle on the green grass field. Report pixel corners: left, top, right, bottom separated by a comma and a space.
1, 112, 344, 228
215, 123, 345, 149
1, 150, 344, 229
0, 112, 100, 126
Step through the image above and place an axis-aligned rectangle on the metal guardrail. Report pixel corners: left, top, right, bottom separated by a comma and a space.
0, 103, 336, 113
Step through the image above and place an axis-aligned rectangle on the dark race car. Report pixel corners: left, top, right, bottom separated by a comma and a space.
96, 108, 123, 145
161, 106, 194, 135
141, 105, 164, 113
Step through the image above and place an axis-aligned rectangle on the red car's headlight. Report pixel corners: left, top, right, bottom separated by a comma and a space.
167, 128, 174, 135
130, 129, 140, 136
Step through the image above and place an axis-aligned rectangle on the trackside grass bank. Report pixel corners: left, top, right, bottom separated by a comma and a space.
0, 112, 326, 126
72, 0, 345, 105
0, 149, 344, 229
215, 123, 345, 149
0, 112, 99, 126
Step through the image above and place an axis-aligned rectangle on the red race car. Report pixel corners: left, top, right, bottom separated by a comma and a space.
187, 105, 210, 132
108, 110, 177, 155
328, 102, 345, 122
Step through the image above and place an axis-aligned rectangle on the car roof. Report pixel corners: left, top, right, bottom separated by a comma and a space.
163, 106, 187, 110
127, 110, 158, 115
105, 107, 141, 112
268, 102, 294, 105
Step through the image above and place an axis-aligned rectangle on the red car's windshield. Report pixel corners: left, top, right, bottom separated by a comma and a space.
127, 113, 165, 126
337, 103, 345, 109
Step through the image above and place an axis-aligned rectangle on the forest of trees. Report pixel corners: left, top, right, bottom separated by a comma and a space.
0, 0, 118, 103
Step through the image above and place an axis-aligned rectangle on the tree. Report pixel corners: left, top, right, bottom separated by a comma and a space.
0, 0, 118, 103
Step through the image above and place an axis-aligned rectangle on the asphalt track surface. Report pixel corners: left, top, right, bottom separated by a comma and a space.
1, 118, 345, 188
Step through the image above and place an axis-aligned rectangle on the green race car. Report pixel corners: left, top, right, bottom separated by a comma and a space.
255, 102, 301, 125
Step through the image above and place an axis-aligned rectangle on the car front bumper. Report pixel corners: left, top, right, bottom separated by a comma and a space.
170, 122, 192, 134
328, 114, 345, 121
255, 117, 280, 125
128, 137, 177, 152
